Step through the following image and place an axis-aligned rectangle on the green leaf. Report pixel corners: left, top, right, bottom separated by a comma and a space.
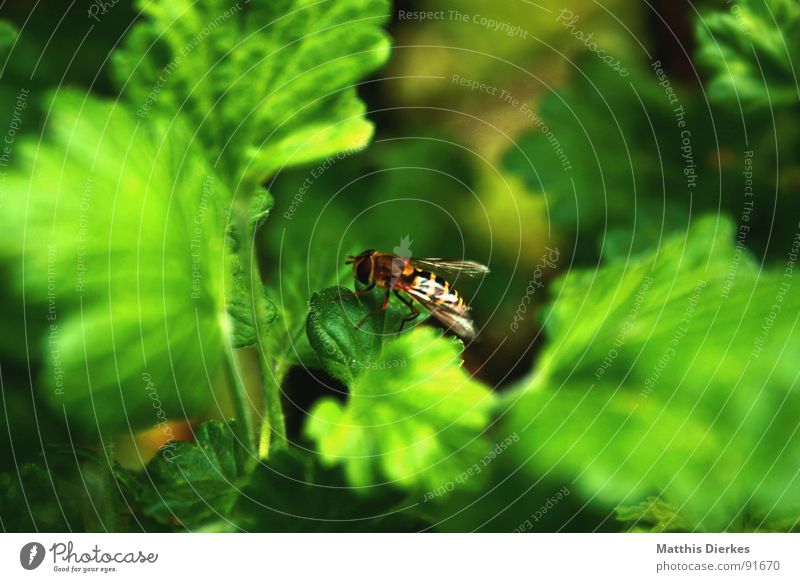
113, 0, 392, 192
249, 189, 274, 232
234, 447, 414, 531
306, 285, 411, 385
500, 216, 800, 530
697, 0, 800, 110
227, 253, 277, 349
0, 91, 228, 435
0, 452, 127, 533
0, 463, 80, 532
616, 497, 694, 532
306, 326, 495, 493
129, 420, 250, 528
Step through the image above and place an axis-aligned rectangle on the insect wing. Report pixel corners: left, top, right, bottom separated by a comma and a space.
427, 305, 476, 340
402, 285, 477, 340
408, 258, 490, 279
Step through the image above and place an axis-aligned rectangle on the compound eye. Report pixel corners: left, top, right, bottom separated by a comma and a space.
356, 257, 372, 285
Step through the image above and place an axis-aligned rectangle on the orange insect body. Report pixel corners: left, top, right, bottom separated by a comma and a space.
344, 250, 489, 340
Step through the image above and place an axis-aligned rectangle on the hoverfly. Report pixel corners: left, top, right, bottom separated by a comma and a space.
342, 250, 489, 340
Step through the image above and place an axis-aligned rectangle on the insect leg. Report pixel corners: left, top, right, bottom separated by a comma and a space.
355, 291, 391, 328
394, 290, 415, 310
333, 281, 375, 302
395, 291, 420, 332
356, 289, 391, 329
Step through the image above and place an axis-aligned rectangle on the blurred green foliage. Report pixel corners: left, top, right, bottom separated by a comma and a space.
697, 0, 800, 110
500, 217, 800, 530
504, 59, 686, 260
125, 420, 251, 529
0, 92, 228, 436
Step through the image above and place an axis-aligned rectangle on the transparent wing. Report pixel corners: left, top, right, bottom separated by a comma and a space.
426, 305, 476, 340
408, 258, 490, 279
403, 287, 477, 340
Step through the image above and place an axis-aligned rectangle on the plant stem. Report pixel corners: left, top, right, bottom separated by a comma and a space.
235, 201, 287, 460
98, 440, 119, 533
225, 342, 255, 455
257, 352, 288, 459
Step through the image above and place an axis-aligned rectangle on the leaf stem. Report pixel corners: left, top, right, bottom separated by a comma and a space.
257, 353, 288, 459
235, 199, 287, 459
98, 440, 119, 532
225, 341, 255, 455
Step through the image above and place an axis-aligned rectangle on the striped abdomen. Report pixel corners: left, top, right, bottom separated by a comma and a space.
407, 270, 466, 311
